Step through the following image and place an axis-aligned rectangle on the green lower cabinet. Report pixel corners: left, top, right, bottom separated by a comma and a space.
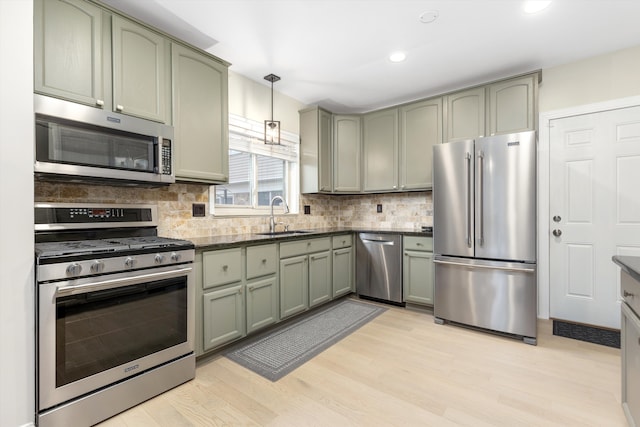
246, 275, 278, 334
280, 255, 309, 319
309, 250, 332, 307
332, 246, 354, 297
202, 283, 245, 351
403, 247, 434, 306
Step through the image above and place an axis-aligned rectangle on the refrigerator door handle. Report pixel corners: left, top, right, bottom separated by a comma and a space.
465, 151, 472, 248
433, 259, 536, 273
477, 150, 484, 246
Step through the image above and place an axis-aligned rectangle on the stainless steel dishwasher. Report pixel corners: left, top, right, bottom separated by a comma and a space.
356, 233, 403, 305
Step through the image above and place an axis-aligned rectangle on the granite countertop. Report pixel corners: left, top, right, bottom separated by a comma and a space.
612, 255, 640, 283
190, 227, 432, 251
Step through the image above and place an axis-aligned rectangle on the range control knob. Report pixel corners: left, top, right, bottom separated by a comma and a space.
170, 252, 181, 263
90, 260, 105, 273
66, 263, 82, 276
154, 254, 165, 264
124, 257, 136, 269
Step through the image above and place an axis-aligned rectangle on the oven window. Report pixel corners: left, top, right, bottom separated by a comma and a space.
55, 278, 187, 387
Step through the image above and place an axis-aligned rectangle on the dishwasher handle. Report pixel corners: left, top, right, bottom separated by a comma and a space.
361, 239, 395, 246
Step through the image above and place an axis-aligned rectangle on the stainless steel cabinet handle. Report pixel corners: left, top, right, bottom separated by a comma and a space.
116, 104, 124, 111
433, 259, 535, 273
552, 229, 562, 237
95, 99, 104, 107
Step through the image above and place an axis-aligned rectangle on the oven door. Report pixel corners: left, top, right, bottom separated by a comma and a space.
37, 264, 194, 411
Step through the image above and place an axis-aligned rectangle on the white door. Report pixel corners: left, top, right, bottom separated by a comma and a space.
550, 105, 640, 329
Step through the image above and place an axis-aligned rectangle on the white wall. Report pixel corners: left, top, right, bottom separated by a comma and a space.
228, 71, 305, 134
0, 1, 34, 426
539, 44, 640, 112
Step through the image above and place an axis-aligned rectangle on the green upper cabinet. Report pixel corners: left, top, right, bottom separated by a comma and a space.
399, 97, 442, 190
445, 72, 539, 142
172, 43, 229, 183
487, 74, 537, 136
444, 86, 486, 142
300, 106, 333, 193
362, 108, 399, 192
34, 0, 104, 107
111, 15, 170, 123
35, 0, 171, 123
333, 115, 362, 193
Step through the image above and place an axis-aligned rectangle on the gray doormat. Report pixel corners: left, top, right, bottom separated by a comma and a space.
224, 299, 386, 381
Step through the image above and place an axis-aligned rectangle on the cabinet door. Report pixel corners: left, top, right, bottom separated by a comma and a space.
363, 109, 399, 192
203, 283, 245, 351
333, 247, 354, 297
333, 115, 361, 192
403, 250, 434, 305
445, 87, 485, 142
112, 15, 169, 122
34, 0, 104, 107
172, 43, 229, 183
246, 275, 278, 334
280, 255, 309, 319
400, 98, 442, 190
309, 250, 332, 307
299, 107, 332, 193
487, 74, 536, 136
318, 109, 333, 192
622, 303, 640, 427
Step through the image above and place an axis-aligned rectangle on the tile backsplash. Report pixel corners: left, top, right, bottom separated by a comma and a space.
35, 182, 432, 239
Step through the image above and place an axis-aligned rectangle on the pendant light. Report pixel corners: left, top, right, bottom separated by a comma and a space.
264, 73, 281, 145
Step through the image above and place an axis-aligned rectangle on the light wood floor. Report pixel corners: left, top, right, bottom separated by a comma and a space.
99, 299, 626, 426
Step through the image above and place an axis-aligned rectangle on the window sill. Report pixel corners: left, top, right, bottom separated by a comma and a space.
212, 206, 296, 217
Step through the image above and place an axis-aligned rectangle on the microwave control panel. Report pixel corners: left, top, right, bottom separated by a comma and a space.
161, 139, 172, 175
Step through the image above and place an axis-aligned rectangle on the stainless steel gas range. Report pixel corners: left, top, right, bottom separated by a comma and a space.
34, 203, 195, 427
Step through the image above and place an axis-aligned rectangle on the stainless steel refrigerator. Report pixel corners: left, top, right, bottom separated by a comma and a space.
433, 130, 537, 345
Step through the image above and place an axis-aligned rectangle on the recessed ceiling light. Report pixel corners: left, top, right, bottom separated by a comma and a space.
419, 10, 439, 24
389, 52, 406, 63
523, 1, 552, 14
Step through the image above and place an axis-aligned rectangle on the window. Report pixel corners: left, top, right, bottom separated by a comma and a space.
212, 114, 299, 215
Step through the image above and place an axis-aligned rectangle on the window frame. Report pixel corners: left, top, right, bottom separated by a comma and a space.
211, 114, 299, 217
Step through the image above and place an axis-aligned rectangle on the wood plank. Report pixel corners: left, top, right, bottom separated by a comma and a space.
98, 299, 626, 426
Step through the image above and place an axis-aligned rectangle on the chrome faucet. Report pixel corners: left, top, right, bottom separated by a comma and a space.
269, 195, 290, 233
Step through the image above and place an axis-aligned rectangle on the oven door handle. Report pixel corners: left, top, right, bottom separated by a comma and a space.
55, 267, 193, 296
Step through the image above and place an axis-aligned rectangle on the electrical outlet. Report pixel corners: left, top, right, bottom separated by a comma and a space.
377, 204, 382, 213
304, 205, 311, 215
192, 203, 206, 217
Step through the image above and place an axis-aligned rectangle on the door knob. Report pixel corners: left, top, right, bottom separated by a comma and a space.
552, 229, 562, 237
553, 215, 562, 222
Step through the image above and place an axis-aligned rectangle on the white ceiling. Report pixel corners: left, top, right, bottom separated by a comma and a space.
101, 0, 640, 113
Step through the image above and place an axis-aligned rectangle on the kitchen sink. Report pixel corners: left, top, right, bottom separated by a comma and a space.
256, 230, 311, 236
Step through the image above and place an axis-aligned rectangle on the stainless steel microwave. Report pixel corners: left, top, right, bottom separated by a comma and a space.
34, 94, 175, 185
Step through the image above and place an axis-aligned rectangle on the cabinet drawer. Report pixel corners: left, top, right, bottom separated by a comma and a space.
332, 234, 352, 249
280, 237, 331, 258
622, 271, 640, 317
203, 248, 242, 289
247, 244, 277, 279
404, 236, 433, 252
